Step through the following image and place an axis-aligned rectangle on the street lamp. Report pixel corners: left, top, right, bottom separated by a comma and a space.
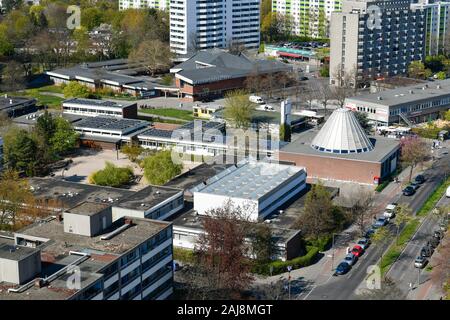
287, 265, 292, 300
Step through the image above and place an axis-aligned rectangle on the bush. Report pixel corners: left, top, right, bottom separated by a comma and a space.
89, 162, 134, 187
173, 247, 195, 264
252, 246, 320, 276
141, 150, 182, 185
306, 235, 332, 252
63, 82, 92, 98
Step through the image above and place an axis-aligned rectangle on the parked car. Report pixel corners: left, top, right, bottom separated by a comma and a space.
410, 182, 421, 190
351, 245, 364, 257
414, 256, 428, 269
357, 238, 371, 250
403, 186, 416, 196
374, 216, 389, 228
383, 203, 398, 219
446, 185, 450, 197
335, 262, 351, 275
249, 95, 265, 104
364, 228, 375, 238
414, 175, 426, 184
299, 76, 309, 81
342, 253, 358, 266
429, 237, 440, 249
434, 230, 444, 240
439, 221, 448, 231
420, 245, 434, 257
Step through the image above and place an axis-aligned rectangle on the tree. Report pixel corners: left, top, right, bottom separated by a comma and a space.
49, 117, 79, 155
408, 60, 432, 80
1, 61, 26, 92
295, 182, 336, 240
343, 187, 375, 236
89, 162, 134, 187
317, 81, 333, 116
400, 136, 429, 182
249, 223, 275, 264
331, 64, 356, 107
372, 227, 392, 267
141, 150, 182, 185
129, 39, 172, 76
0, 24, 14, 57
63, 82, 92, 98
392, 204, 412, 245
81, 7, 104, 30
3, 127, 40, 176
194, 201, 254, 299
223, 90, 255, 129
354, 111, 372, 134
35, 111, 56, 145
121, 142, 144, 162
0, 169, 36, 230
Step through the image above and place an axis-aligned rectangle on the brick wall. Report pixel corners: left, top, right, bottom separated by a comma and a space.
279, 152, 381, 185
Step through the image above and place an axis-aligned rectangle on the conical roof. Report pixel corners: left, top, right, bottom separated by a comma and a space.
311, 108, 374, 154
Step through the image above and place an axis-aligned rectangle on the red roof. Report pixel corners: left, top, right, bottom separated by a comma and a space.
278, 51, 302, 58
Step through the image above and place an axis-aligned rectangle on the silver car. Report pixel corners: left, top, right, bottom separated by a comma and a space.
342, 253, 357, 266
357, 238, 371, 250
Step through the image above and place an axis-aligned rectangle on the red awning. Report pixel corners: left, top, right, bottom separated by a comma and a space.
278, 51, 302, 58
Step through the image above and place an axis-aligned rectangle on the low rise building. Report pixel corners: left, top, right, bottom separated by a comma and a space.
62, 98, 138, 119
171, 50, 292, 101
345, 79, 450, 125
0, 207, 174, 300
47, 59, 177, 98
0, 95, 37, 118
279, 108, 400, 185
74, 117, 150, 150
190, 160, 307, 222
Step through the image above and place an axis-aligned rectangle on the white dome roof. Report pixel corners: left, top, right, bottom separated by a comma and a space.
311, 108, 374, 154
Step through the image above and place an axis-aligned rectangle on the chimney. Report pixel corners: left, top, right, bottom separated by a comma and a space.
56, 213, 63, 222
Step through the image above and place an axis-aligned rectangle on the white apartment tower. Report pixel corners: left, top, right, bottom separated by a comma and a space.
272, 0, 343, 38
119, 0, 170, 10
169, 0, 261, 55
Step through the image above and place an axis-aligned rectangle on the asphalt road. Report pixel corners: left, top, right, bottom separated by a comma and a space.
302, 149, 450, 300
386, 192, 449, 296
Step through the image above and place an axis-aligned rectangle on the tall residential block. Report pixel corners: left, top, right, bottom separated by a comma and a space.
330, 0, 427, 86
272, 0, 343, 38
169, 0, 260, 55
411, 0, 450, 56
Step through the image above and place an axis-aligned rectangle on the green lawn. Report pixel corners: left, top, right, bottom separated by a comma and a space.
35, 85, 64, 94
140, 108, 194, 121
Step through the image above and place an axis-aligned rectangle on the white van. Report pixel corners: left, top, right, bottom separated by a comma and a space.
446, 185, 450, 198
249, 95, 265, 104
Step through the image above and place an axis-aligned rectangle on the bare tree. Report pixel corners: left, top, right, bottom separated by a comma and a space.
331, 63, 357, 107
129, 40, 173, 76
194, 201, 254, 299
343, 187, 375, 237
317, 81, 333, 115
1, 61, 26, 92
400, 136, 429, 182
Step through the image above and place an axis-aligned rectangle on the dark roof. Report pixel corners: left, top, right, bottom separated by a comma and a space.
28, 177, 134, 210
174, 50, 292, 84
65, 202, 111, 216
115, 185, 183, 211
63, 98, 135, 109
0, 96, 36, 109
0, 243, 40, 261
74, 117, 148, 133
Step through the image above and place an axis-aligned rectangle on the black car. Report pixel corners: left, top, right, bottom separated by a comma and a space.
420, 245, 434, 257
414, 175, 426, 184
200, 97, 213, 103
335, 262, 351, 275
364, 228, 376, 238
429, 237, 440, 249
403, 186, 416, 196
299, 76, 309, 81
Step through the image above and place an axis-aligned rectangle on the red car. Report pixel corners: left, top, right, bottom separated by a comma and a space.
351, 245, 364, 257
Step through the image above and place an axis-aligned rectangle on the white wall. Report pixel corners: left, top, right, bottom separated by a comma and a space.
193, 193, 259, 221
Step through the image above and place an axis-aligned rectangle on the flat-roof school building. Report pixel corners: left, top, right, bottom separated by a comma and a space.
279, 108, 401, 185
62, 98, 138, 119
191, 160, 307, 222
345, 79, 450, 125
0, 95, 37, 118
74, 117, 150, 150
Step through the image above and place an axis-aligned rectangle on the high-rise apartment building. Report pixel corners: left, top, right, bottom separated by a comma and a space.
272, 0, 343, 38
119, 0, 170, 10
169, 0, 260, 55
412, 0, 450, 56
330, 0, 427, 86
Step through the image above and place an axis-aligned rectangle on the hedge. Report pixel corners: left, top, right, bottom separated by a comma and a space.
173, 247, 196, 264
307, 235, 332, 252
252, 246, 320, 276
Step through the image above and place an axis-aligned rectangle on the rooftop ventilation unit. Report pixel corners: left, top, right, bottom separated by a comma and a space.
437, 85, 441, 89
377, 96, 382, 100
